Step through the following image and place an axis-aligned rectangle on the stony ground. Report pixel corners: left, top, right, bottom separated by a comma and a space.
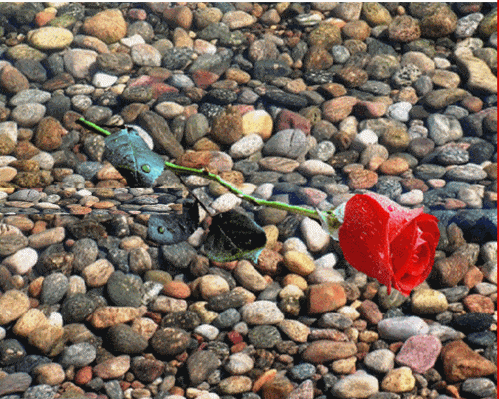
0, 3, 496, 399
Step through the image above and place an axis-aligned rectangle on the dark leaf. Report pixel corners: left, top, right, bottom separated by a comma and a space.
204, 210, 267, 263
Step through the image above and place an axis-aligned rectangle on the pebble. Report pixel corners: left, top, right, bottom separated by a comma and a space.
440, 340, 496, 382
377, 316, 429, 341
364, 349, 395, 374
225, 352, 254, 375
0, 4, 495, 398
2, 247, 38, 274
263, 129, 307, 159
0, 290, 30, 325
229, 134, 264, 159
411, 289, 449, 315
395, 335, 442, 374
381, 367, 416, 393
331, 371, 379, 398
240, 301, 285, 325
59, 342, 97, 367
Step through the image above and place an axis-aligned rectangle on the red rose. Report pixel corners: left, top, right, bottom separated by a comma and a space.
338, 193, 440, 296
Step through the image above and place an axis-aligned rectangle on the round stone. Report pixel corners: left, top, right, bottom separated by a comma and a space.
60, 342, 97, 367
40, 273, 69, 305
240, 301, 285, 325
248, 325, 281, 349
27, 27, 73, 50
225, 352, 254, 375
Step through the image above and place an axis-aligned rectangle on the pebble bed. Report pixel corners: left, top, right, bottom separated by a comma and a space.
0, 3, 497, 399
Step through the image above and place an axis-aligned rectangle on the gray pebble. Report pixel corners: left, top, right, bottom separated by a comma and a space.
41, 272, 68, 305
378, 316, 429, 341
364, 349, 395, 373
445, 164, 488, 182
9, 89, 51, 106
461, 378, 496, 398
263, 129, 307, 159
60, 342, 97, 367
427, 114, 463, 145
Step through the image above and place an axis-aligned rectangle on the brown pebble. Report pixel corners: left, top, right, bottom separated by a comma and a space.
93, 355, 131, 379
441, 340, 496, 382
347, 168, 378, 189
308, 282, 347, 314
358, 300, 383, 324
33, 363, 65, 385
90, 306, 146, 329
0, 64, 29, 93
302, 340, 357, 363
462, 294, 495, 314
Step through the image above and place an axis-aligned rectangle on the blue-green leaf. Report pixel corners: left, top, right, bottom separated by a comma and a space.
148, 200, 199, 245
104, 128, 164, 187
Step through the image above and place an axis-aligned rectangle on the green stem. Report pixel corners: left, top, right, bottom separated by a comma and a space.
163, 160, 320, 220
77, 117, 336, 224
77, 118, 112, 136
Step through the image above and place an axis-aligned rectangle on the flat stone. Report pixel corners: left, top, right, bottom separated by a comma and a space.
240, 300, 285, 325
93, 355, 131, 379
378, 316, 429, 341
331, 370, 379, 398
302, 340, 357, 364
395, 335, 442, 374
27, 27, 73, 50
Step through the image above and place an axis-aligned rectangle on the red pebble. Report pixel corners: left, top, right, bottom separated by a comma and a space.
227, 330, 243, 345
74, 366, 92, 385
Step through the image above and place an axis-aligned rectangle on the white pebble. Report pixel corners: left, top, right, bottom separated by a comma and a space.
434, 57, 452, 69
253, 183, 274, 200
229, 134, 264, 159
314, 253, 338, 268
30, 151, 54, 170
0, 156, 16, 167
351, 129, 378, 152
301, 217, 330, 252
120, 34, 146, 47
155, 101, 185, 119
298, 159, 335, 176
194, 324, 219, 340
2, 247, 38, 275
388, 101, 412, 122
397, 189, 424, 206
210, 193, 242, 213
48, 312, 64, 327
92, 72, 118, 88
282, 237, 308, 254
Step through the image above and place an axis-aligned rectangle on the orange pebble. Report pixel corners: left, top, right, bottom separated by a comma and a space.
74, 366, 92, 385
163, 281, 191, 299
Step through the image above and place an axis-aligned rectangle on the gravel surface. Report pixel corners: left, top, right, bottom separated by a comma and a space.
0, 3, 496, 399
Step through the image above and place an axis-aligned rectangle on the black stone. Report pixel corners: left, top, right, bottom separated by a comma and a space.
160, 311, 201, 330
263, 90, 308, 109
0, 339, 26, 366
451, 313, 494, 334
60, 293, 96, 324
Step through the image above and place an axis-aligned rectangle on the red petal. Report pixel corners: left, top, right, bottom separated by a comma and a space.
339, 194, 393, 289
392, 241, 432, 296
390, 218, 419, 281
365, 192, 424, 240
